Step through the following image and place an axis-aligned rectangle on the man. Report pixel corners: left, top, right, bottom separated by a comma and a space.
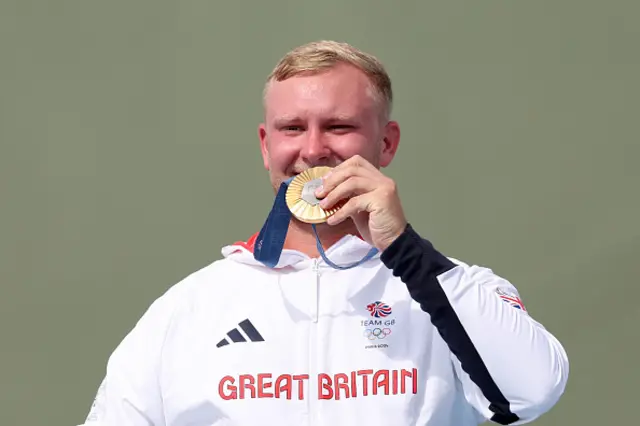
78, 40, 568, 425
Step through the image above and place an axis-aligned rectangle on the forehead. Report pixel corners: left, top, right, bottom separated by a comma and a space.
264, 64, 379, 120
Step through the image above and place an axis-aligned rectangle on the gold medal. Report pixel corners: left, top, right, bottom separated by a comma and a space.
285, 166, 344, 224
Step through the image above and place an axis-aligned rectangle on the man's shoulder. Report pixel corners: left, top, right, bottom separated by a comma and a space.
164, 257, 249, 297
439, 255, 524, 299
106, 258, 254, 349
442, 255, 505, 278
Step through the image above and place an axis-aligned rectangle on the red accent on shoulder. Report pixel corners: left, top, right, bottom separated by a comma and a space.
231, 232, 260, 253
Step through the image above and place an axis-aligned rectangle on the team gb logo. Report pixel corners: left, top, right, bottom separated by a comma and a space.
366, 301, 392, 318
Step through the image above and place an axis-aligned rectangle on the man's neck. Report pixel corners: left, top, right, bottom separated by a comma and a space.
283, 219, 359, 258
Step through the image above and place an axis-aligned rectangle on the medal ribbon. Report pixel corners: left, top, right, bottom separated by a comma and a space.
254, 177, 378, 269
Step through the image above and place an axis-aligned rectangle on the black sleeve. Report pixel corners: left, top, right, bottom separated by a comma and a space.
380, 223, 522, 425
379, 222, 569, 426
380, 223, 457, 309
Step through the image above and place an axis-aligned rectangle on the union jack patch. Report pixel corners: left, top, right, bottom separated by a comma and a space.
366, 301, 392, 318
496, 288, 527, 312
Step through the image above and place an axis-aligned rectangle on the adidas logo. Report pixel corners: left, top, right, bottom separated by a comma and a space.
216, 319, 265, 348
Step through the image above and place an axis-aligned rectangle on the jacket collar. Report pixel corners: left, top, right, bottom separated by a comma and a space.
221, 231, 380, 270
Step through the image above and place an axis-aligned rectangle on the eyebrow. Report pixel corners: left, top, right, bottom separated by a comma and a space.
273, 116, 301, 128
327, 114, 358, 122
272, 114, 359, 127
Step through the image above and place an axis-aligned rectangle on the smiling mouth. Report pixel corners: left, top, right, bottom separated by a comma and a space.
289, 169, 307, 177
291, 163, 337, 176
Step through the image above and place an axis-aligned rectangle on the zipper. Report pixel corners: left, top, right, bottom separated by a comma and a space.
308, 258, 321, 425
311, 258, 320, 323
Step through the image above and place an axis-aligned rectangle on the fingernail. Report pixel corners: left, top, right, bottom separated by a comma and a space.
315, 185, 323, 196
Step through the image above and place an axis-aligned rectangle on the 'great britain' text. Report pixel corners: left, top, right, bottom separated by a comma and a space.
218, 368, 418, 400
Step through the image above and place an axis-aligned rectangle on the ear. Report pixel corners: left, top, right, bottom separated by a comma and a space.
379, 120, 400, 168
258, 123, 270, 170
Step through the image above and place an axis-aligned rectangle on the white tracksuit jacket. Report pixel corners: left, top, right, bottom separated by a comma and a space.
78, 224, 569, 426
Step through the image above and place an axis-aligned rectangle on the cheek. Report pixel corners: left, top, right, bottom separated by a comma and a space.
267, 139, 300, 170
330, 135, 378, 161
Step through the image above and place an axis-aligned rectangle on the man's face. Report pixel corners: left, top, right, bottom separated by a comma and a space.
259, 63, 400, 192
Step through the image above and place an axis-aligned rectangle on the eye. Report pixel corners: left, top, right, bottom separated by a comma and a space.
329, 124, 355, 133
280, 125, 304, 134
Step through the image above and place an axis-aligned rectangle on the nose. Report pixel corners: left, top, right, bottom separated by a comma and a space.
300, 128, 331, 165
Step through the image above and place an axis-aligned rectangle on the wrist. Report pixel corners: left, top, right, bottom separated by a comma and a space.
379, 221, 410, 252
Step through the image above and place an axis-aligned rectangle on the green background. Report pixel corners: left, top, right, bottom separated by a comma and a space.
1, 1, 638, 425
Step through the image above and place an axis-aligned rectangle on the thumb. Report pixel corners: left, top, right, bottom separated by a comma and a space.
352, 212, 372, 243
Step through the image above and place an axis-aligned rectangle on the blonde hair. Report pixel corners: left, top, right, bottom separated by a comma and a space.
264, 40, 393, 120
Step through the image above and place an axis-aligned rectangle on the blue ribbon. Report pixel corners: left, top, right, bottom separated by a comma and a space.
254, 176, 378, 269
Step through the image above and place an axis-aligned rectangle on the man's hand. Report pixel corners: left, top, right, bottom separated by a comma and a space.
315, 155, 408, 252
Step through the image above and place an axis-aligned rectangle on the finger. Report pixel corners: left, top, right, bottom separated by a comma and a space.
351, 211, 370, 234
319, 176, 375, 210
326, 194, 373, 226
342, 154, 378, 173
317, 163, 378, 198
